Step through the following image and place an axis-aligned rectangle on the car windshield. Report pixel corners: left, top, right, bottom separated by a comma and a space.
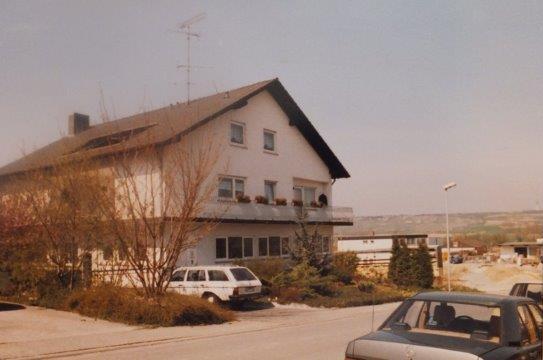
230, 268, 256, 281
382, 300, 501, 344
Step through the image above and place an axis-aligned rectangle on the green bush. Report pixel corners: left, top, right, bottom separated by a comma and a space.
412, 243, 434, 288
65, 285, 235, 326
272, 262, 337, 298
331, 251, 359, 284
388, 240, 434, 289
233, 258, 289, 284
296, 285, 413, 308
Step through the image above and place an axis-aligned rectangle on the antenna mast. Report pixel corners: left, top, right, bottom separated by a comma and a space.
177, 13, 206, 104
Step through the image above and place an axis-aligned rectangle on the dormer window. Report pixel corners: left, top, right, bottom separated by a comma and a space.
230, 122, 245, 145
263, 130, 276, 152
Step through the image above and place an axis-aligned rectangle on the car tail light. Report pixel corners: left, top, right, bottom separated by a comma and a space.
233, 287, 239, 296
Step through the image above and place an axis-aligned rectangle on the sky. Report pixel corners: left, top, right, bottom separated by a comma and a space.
1, 0, 542, 216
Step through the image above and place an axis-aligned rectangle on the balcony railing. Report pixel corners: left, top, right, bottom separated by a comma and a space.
198, 201, 353, 225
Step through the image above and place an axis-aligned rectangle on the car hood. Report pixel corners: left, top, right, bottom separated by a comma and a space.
348, 330, 499, 358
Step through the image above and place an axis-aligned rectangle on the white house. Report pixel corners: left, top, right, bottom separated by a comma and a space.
336, 234, 430, 265
0, 78, 353, 266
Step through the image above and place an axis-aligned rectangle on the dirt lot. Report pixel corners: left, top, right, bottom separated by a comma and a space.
451, 262, 543, 294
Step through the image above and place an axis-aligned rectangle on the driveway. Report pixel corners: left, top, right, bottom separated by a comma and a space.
0, 302, 398, 359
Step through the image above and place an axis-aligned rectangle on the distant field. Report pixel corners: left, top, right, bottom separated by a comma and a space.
337, 211, 543, 246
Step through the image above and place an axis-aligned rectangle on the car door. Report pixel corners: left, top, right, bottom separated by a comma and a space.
206, 269, 231, 301
169, 269, 187, 294
517, 304, 542, 360
185, 269, 207, 296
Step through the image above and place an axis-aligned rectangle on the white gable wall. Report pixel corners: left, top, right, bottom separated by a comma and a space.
164, 90, 333, 204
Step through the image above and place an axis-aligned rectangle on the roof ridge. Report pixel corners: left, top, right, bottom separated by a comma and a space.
87, 78, 277, 131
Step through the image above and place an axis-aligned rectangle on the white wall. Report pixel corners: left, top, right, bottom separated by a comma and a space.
163, 89, 334, 207
337, 238, 393, 252
113, 152, 163, 219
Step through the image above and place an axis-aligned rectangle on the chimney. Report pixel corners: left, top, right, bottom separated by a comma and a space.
68, 113, 90, 135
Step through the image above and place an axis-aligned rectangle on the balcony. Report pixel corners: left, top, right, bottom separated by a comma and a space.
199, 202, 353, 225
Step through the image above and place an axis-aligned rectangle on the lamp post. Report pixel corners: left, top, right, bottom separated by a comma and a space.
443, 182, 457, 292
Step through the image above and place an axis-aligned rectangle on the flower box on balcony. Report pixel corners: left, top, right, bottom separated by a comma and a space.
255, 195, 269, 205
292, 199, 303, 207
310, 201, 322, 208
236, 194, 251, 203
275, 198, 287, 206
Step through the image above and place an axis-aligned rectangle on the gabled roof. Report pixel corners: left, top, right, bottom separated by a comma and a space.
0, 78, 350, 179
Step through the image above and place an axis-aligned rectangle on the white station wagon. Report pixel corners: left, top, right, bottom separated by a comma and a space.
169, 265, 262, 303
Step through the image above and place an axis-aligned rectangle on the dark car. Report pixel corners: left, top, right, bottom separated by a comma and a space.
345, 292, 543, 360
510, 283, 543, 307
450, 254, 464, 264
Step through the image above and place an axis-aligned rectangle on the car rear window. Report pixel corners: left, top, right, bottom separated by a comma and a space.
383, 300, 501, 344
230, 268, 256, 281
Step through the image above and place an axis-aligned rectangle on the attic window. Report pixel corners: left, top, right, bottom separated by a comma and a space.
74, 124, 156, 152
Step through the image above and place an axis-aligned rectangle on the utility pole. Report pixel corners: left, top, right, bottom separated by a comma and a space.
176, 13, 206, 104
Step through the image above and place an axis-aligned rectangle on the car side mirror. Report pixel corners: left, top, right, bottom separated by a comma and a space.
471, 330, 490, 341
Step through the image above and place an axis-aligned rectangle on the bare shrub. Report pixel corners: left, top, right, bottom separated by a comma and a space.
65, 285, 234, 326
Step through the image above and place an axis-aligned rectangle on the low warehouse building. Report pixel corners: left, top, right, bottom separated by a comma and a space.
499, 239, 543, 262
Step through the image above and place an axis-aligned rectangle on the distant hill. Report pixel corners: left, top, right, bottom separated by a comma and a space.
337, 211, 543, 246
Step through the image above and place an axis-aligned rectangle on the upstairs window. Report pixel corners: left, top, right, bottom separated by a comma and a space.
230, 122, 245, 145
294, 186, 317, 205
264, 181, 276, 201
263, 130, 276, 152
303, 187, 316, 205
218, 177, 244, 200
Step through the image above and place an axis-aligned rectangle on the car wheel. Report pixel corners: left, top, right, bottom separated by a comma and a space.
203, 293, 221, 304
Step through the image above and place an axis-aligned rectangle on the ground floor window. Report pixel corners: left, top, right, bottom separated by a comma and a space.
216, 237, 254, 260
216, 236, 292, 260
257, 236, 290, 258
243, 237, 253, 258
228, 236, 243, 259
216, 238, 227, 259
258, 237, 268, 256
269, 236, 281, 256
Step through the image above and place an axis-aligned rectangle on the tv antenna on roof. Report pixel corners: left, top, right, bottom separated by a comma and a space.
176, 12, 206, 104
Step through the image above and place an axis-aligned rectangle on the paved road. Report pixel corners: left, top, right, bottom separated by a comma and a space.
0, 302, 398, 360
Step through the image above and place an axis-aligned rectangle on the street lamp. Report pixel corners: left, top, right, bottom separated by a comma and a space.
443, 182, 457, 292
